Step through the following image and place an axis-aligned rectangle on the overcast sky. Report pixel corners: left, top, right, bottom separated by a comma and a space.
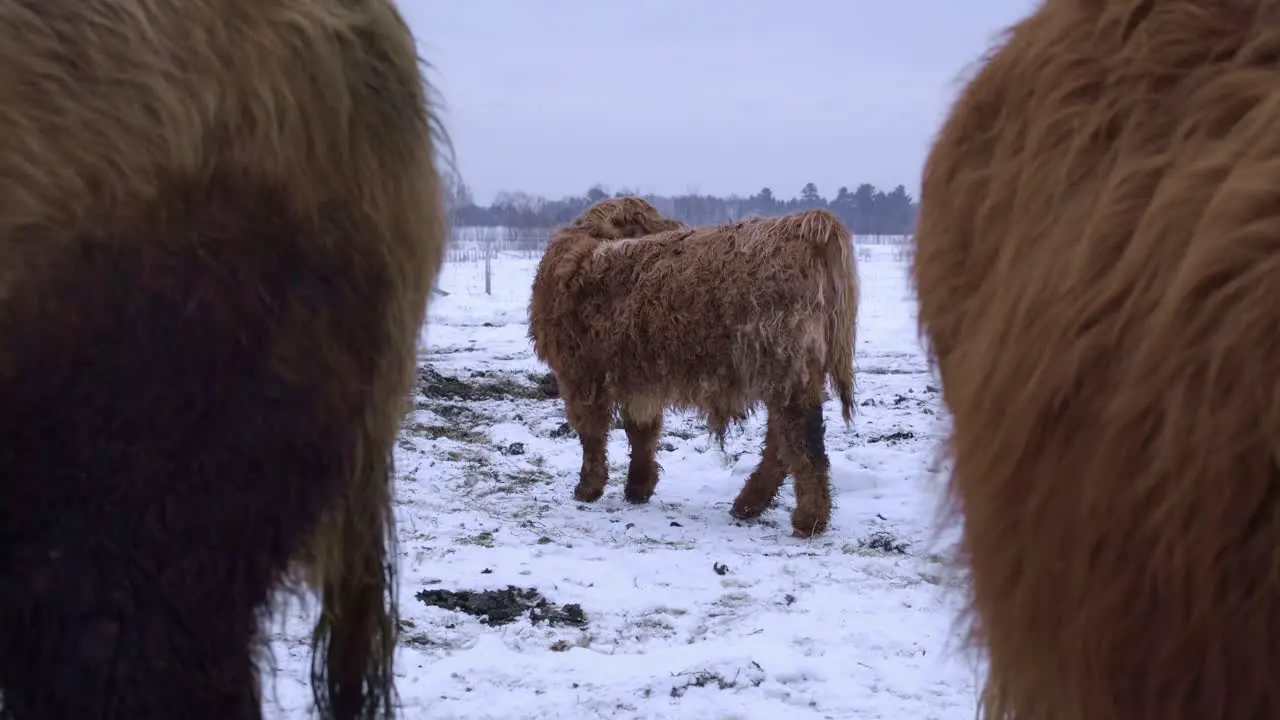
400, 0, 1039, 204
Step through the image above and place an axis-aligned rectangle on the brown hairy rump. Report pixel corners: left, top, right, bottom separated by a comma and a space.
0, 1, 446, 718
914, 0, 1280, 718
530, 199, 858, 537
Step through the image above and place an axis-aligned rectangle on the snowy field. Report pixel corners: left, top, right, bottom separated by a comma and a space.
263, 244, 982, 719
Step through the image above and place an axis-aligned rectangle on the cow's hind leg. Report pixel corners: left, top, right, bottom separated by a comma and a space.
0, 171, 388, 719
730, 412, 788, 521
565, 384, 612, 503
772, 392, 833, 538
621, 400, 663, 504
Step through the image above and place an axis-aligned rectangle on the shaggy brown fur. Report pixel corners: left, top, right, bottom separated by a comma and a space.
0, 1, 446, 718
530, 198, 858, 537
913, 1, 1280, 718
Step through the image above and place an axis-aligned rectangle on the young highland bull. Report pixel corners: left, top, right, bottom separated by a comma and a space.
0, 1, 447, 718
914, 0, 1280, 718
529, 198, 858, 537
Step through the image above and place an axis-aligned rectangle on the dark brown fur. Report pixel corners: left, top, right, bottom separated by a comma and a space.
913, 0, 1280, 717
529, 198, 858, 537
0, 1, 447, 718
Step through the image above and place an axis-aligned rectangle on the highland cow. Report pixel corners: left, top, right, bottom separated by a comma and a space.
0, 1, 447, 718
529, 198, 858, 537
913, 1, 1280, 718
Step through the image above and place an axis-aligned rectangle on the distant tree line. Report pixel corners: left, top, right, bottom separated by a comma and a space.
444, 179, 918, 236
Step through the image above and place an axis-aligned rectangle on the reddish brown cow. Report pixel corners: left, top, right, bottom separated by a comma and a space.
530, 198, 858, 537
914, 0, 1280, 717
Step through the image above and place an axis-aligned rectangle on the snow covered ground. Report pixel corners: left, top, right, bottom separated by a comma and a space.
263, 244, 982, 719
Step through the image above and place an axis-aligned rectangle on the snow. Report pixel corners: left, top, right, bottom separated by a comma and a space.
262, 244, 982, 718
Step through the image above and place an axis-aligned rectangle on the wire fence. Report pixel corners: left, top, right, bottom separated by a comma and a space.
443, 226, 914, 294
